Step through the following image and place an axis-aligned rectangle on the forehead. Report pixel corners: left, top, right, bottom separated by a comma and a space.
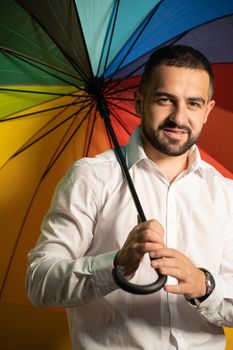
145, 65, 211, 99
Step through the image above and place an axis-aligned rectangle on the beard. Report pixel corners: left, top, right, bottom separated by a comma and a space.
141, 119, 200, 156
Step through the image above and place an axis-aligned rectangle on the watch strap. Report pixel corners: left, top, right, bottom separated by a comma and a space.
186, 268, 215, 306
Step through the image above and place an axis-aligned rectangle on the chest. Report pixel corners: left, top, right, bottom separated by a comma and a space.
91, 168, 230, 272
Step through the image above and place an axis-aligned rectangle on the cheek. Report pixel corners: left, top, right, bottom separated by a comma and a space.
190, 113, 207, 132
146, 105, 168, 125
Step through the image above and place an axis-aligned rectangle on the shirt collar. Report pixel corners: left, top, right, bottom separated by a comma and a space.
187, 144, 202, 172
126, 126, 147, 169
126, 126, 203, 172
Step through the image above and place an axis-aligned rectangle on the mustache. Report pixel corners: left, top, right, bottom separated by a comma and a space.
158, 120, 191, 134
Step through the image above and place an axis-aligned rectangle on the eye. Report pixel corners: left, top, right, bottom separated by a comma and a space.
188, 100, 204, 109
156, 97, 173, 105
190, 101, 199, 107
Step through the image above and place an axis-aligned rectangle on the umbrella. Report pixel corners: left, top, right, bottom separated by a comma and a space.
1, 0, 233, 302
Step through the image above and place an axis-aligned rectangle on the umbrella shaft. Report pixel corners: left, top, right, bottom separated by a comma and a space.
103, 116, 146, 223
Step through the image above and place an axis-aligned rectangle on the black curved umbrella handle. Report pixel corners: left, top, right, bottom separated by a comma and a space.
112, 265, 167, 294
99, 104, 167, 294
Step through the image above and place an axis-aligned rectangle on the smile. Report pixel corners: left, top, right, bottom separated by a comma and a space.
162, 128, 188, 140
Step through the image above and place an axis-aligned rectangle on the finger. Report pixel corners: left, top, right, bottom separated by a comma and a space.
151, 257, 187, 279
151, 247, 181, 259
158, 266, 184, 280
132, 227, 165, 246
136, 219, 165, 238
134, 242, 167, 256
147, 219, 165, 238
149, 245, 166, 258
151, 258, 178, 273
164, 283, 186, 295
151, 257, 177, 268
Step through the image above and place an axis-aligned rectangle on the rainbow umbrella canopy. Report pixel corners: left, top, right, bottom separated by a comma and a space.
1, 0, 233, 303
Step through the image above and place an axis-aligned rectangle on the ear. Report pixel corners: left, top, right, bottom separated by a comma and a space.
204, 99, 215, 124
134, 91, 143, 116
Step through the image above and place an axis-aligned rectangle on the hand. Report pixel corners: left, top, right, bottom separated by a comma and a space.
151, 248, 206, 299
114, 219, 165, 276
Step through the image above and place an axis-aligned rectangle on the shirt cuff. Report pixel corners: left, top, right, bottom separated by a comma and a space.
92, 250, 119, 294
198, 274, 225, 312
185, 274, 225, 310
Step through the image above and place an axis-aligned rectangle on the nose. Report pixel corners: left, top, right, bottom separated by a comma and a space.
169, 102, 187, 125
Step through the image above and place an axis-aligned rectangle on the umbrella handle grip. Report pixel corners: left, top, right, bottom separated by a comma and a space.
112, 265, 167, 294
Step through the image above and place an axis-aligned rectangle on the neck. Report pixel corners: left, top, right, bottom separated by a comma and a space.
142, 136, 190, 183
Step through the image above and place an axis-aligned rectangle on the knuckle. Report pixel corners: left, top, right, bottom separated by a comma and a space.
132, 242, 146, 255
141, 229, 151, 241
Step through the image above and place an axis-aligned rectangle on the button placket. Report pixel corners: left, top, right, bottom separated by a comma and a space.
166, 185, 187, 349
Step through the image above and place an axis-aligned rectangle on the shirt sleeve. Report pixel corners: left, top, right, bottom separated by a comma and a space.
194, 210, 233, 327
25, 160, 119, 308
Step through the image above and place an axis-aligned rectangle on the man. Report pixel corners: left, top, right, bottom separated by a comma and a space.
26, 45, 233, 349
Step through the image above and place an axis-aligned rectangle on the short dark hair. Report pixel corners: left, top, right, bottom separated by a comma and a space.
140, 45, 214, 99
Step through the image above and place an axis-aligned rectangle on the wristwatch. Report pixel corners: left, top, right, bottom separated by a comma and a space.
186, 268, 215, 306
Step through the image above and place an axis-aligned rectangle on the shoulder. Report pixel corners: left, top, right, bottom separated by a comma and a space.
65, 147, 126, 186
200, 159, 232, 180
199, 159, 233, 193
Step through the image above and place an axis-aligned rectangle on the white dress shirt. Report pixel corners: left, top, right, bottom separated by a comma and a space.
26, 127, 233, 350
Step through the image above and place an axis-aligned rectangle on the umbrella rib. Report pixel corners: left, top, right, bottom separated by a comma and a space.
110, 97, 134, 101
1, 48, 89, 92
104, 62, 145, 95
107, 11, 233, 94
168, 29, 192, 45
104, 56, 147, 97
13, 1, 92, 83
45, 113, 80, 172
105, 85, 140, 97
104, 39, 181, 94
84, 105, 98, 157
0, 47, 82, 84
45, 116, 79, 173
109, 95, 134, 109
169, 13, 233, 46
107, 99, 140, 119
109, 107, 132, 136
42, 102, 95, 179
0, 97, 92, 122
104, 29, 194, 95
9, 100, 94, 161
105, 34, 191, 95
72, 0, 95, 83
97, 0, 120, 77
104, 1, 162, 91
0, 87, 79, 97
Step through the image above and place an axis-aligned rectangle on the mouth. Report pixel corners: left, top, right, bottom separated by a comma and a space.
162, 127, 188, 140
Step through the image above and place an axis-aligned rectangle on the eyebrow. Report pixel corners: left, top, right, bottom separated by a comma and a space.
153, 91, 206, 105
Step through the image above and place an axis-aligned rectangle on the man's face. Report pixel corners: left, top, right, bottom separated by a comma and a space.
135, 65, 215, 156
